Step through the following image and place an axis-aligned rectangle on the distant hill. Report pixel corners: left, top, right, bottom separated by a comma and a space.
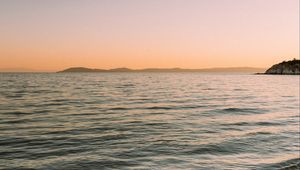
58, 67, 266, 73
59, 67, 107, 73
265, 59, 300, 75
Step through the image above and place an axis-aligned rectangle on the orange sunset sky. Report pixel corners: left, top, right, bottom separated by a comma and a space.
0, 0, 299, 71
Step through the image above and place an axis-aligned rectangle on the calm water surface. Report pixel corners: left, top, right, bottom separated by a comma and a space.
0, 73, 299, 170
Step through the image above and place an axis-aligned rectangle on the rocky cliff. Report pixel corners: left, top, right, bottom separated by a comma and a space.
265, 59, 300, 75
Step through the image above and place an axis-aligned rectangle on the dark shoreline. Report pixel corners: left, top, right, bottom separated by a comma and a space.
255, 73, 300, 75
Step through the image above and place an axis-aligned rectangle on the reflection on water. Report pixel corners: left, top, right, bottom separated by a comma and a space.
0, 73, 299, 169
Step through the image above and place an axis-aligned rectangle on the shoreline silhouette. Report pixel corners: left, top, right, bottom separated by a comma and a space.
264, 59, 300, 75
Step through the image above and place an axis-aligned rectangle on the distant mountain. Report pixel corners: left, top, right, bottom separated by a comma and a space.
265, 59, 300, 75
109, 68, 133, 72
58, 67, 266, 73
59, 67, 107, 72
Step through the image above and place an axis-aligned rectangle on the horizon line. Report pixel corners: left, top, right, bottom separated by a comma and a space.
0, 66, 267, 73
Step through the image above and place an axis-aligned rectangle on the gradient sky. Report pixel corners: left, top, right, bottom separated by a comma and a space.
0, 0, 299, 71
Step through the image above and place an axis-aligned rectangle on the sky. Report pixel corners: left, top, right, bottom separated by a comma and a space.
0, 0, 299, 71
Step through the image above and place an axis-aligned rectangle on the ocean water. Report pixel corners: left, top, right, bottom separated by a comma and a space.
0, 73, 299, 170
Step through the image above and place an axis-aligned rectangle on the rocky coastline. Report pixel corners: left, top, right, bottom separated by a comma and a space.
265, 59, 300, 75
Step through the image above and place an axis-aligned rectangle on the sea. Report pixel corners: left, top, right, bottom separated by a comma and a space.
0, 73, 299, 170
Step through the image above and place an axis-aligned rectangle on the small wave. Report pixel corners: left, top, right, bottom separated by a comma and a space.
202, 88, 216, 90
221, 122, 250, 126
259, 158, 300, 170
109, 106, 170, 111
115, 84, 135, 89
223, 108, 256, 112
147, 105, 205, 110
246, 131, 273, 136
1, 111, 29, 115
256, 121, 282, 126
222, 121, 281, 127
0, 119, 27, 124
146, 106, 173, 110
30, 89, 58, 94
184, 141, 252, 155
218, 107, 267, 114
110, 105, 204, 111
233, 88, 247, 91
2, 168, 37, 170
110, 107, 133, 111
4, 94, 24, 98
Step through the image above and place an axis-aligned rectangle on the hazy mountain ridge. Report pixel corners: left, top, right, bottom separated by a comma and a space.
58, 67, 266, 73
